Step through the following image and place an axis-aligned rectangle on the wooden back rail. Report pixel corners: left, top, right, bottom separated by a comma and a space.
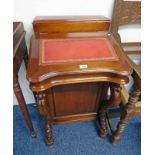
33, 16, 110, 36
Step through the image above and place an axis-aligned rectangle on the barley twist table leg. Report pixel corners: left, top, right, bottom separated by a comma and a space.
98, 82, 109, 138
99, 104, 108, 138
112, 89, 141, 144
45, 120, 54, 145
99, 83, 122, 138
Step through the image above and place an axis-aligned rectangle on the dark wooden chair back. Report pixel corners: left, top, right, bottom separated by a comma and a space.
110, 0, 141, 56
106, 2, 141, 143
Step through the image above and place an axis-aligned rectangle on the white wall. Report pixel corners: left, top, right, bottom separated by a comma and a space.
13, 0, 140, 105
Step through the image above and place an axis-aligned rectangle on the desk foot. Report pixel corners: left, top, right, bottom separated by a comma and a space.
31, 131, 37, 138
99, 127, 108, 138
45, 120, 54, 146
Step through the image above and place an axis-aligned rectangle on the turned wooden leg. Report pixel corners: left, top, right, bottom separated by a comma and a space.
98, 82, 109, 138
99, 104, 108, 138
45, 120, 54, 145
99, 83, 122, 138
13, 75, 36, 138
112, 89, 141, 144
36, 92, 54, 145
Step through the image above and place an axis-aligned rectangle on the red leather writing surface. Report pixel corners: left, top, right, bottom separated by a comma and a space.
39, 37, 118, 65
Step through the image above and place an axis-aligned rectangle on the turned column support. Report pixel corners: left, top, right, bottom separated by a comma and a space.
112, 89, 141, 144
99, 103, 108, 138
98, 82, 109, 138
36, 91, 54, 145
45, 120, 54, 145
99, 82, 122, 138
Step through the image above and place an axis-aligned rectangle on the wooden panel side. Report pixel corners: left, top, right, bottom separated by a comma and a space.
52, 82, 103, 117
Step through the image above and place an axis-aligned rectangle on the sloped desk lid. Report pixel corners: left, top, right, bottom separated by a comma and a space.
27, 34, 132, 83
39, 37, 119, 65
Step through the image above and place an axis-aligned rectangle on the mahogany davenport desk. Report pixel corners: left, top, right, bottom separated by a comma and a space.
27, 16, 132, 145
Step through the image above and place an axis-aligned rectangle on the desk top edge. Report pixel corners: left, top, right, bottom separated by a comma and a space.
33, 15, 110, 23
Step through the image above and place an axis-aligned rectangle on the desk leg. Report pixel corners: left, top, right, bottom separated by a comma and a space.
36, 92, 54, 145
99, 83, 121, 138
112, 89, 140, 144
99, 82, 109, 138
99, 103, 108, 138
23, 43, 37, 103
13, 76, 36, 138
